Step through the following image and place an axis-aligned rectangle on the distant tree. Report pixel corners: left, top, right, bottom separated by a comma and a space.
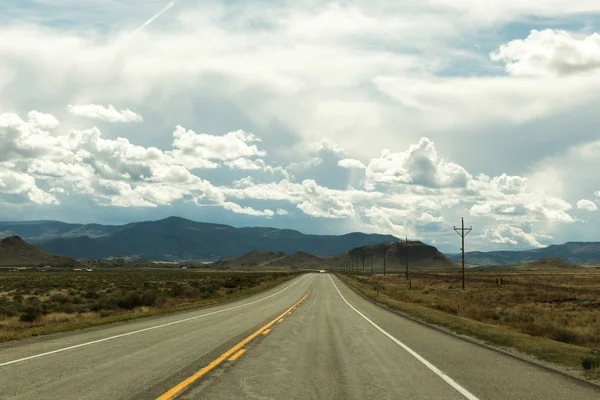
349, 247, 366, 274
356, 248, 366, 274
379, 244, 387, 275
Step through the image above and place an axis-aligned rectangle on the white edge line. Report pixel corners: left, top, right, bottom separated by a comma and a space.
328, 275, 480, 400
0, 274, 309, 368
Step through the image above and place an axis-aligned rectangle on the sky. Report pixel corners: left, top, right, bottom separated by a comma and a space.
0, 0, 600, 253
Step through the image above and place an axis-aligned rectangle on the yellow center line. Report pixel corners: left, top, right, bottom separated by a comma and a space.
228, 349, 246, 361
156, 290, 310, 400
262, 329, 271, 335
277, 319, 284, 323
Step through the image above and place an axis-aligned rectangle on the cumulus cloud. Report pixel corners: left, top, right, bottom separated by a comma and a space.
0, 111, 251, 210
67, 104, 143, 123
222, 202, 274, 217
338, 158, 366, 169
577, 199, 598, 211
481, 225, 547, 248
0, 168, 57, 204
491, 29, 600, 77
222, 136, 577, 234
365, 138, 471, 190
27, 111, 60, 129
172, 126, 265, 162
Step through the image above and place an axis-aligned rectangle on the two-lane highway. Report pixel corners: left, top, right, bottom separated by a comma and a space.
0, 274, 314, 400
185, 274, 600, 400
1, 273, 599, 399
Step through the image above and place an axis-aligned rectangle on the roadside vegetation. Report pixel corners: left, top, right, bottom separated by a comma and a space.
341, 271, 600, 379
0, 269, 297, 342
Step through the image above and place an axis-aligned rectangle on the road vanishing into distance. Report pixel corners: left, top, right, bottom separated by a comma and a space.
1, 274, 599, 400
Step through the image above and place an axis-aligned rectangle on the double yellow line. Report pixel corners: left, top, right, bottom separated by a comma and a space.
157, 290, 311, 400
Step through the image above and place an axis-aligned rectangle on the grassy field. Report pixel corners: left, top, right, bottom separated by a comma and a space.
341, 271, 600, 377
0, 268, 297, 342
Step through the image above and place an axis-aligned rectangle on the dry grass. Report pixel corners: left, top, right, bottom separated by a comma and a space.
342, 271, 600, 377
0, 269, 298, 342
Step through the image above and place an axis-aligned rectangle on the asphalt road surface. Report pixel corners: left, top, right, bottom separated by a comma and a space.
1, 273, 599, 400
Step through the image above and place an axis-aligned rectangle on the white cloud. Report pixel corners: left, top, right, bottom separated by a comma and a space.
171, 126, 265, 162
27, 111, 60, 129
0, 168, 57, 204
67, 104, 143, 123
365, 138, 471, 189
491, 29, 600, 77
481, 225, 547, 248
576, 199, 598, 211
276, 208, 289, 215
222, 202, 274, 217
338, 158, 366, 169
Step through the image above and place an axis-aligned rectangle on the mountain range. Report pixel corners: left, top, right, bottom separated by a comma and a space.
2, 217, 599, 266
447, 242, 600, 266
0, 217, 398, 261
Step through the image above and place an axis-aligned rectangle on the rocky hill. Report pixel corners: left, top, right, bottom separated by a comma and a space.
336, 241, 459, 272
0, 236, 84, 268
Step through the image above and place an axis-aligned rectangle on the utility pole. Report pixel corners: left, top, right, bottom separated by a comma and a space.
454, 217, 472, 290
379, 244, 387, 276
405, 237, 409, 280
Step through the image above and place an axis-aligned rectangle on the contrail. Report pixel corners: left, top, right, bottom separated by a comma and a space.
130, 0, 177, 37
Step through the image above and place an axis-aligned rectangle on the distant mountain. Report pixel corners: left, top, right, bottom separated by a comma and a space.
0, 236, 84, 268
447, 242, 600, 266
1, 217, 398, 261
0, 220, 121, 243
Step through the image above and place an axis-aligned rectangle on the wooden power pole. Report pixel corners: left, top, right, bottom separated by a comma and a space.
453, 217, 472, 290
405, 237, 409, 280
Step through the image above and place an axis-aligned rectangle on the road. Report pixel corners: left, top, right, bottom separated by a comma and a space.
0, 273, 598, 399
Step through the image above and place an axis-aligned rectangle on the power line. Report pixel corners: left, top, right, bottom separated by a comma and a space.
453, 217, 472, 290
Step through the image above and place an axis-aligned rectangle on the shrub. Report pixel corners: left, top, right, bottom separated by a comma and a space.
116, 290, 159, 310
49, 294, 70, 304
83, 291, 99, 299
581, 357, 600, 370
56, 304, 77, 314
551, 328, 580, 345
19, 305, 44, 322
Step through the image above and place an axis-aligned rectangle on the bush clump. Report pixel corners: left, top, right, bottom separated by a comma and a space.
116, 290, 159, 310
581, 356, 600, 370
551, 328, 580, 345
19, 305, 44, 322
